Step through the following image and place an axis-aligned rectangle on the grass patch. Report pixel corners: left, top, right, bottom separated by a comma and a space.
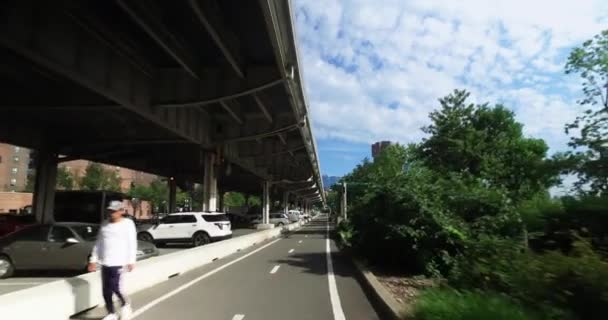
411, 288, 541, 320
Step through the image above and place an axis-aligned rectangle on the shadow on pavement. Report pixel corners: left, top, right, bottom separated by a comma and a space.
13, 269, 83, 278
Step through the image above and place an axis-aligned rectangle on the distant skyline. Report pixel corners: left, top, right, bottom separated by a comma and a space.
294, 0, 608, 184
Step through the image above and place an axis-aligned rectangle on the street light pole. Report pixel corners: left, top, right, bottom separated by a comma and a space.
342, 182, 347, 220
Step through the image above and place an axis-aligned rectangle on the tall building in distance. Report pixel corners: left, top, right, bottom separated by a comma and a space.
0, 143, 30, 192
371, 141, 393, 158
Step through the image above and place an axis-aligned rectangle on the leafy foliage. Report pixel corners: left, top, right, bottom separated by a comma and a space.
128, 178, 189, 213
335, 86, 608, 320
449, 238, 608, 320
79, 163, 121, 192
419, 89, 556, 203
412, 289, 544, 320
56, 166, 75, 190
224, 192, 246, 207
564, 29, 608, 195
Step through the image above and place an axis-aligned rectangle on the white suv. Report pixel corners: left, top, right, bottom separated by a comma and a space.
137, 212, 232, 247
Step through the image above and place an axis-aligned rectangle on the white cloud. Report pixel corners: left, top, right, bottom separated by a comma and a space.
294, 0, 608, 155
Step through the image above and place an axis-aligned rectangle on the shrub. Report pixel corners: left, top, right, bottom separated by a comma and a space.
450, 237, 608, 319
336, 220, 355, 248
412, 288, 542, 320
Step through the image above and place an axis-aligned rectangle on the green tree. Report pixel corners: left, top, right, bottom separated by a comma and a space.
56, 166, 75, 190
79, 163, 121, 191
23, 172, 35, 192
224, 192, 246, 207
419, 89, 555, 203
565, 29, 608, 194
247, 195, 261, 207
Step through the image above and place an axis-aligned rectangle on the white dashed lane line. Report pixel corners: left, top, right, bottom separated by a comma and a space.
288, 249, 295, 253
270, 265, 281, 274
232, 314, 245, 320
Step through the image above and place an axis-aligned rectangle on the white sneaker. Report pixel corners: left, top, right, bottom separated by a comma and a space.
102, 314, 118, 320
121, 304, 132, 320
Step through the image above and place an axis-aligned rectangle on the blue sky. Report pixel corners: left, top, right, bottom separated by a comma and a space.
292, 0, 608, 191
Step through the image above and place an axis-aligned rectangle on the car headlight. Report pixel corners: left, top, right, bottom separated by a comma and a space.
137, 250, 144, 256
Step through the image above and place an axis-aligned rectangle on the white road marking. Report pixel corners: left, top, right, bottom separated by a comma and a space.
298, 240, 303, 244
288, 249, 295, 253
232, 314, 245, 320
305, 235, 308, 238
270, 265, 281, 274
326, 221, 346, 320
0, 282, 43, 286
132, 238, 282, 319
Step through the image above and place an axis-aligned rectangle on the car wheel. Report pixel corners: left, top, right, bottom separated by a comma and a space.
138, 232, 154, 242
192, 232, 210, 247
0, 255, 15, 279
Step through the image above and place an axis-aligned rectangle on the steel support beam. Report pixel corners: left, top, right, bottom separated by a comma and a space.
116, 0, 201, 79
219, 100, 244, 125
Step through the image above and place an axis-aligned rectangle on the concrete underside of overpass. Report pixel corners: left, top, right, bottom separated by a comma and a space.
0, 0, 324, 210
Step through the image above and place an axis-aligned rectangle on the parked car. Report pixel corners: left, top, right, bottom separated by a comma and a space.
287, 210, 301, 223
0, 214, 35, 237
0, 222, 158, 279
137, 212, 232, 247
252, 213, 291, 226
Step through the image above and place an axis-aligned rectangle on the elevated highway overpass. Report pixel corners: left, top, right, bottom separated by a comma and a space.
0, 0, 324, 223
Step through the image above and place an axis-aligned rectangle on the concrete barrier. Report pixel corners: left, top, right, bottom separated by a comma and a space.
0, 221, 302, 319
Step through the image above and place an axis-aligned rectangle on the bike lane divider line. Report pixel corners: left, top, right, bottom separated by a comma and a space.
132, 238, 282, 319
270, 265, 281, 274
326, 221, 346, 320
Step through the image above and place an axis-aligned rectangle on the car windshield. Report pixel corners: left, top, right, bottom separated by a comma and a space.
70, 225, 99, 241
201, 214, 229, 222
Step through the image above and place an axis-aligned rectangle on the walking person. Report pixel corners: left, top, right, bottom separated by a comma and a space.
88, 201, 137, 320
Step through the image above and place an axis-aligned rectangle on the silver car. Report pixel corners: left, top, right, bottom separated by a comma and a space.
252, 213, 291, 226
0, 222, 158, 279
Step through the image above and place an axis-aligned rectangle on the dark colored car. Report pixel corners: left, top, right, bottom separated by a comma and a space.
0, 222, 158, 279
0, 214, 35, 237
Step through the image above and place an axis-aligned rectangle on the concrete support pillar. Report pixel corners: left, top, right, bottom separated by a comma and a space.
218, 189, 225, 212
168, 178, 176, 213
202, 153, 218, 212
257, 181, 274, 229
263, 181, 270, 224
283, 191, 289, 215
32, 150, 58, 224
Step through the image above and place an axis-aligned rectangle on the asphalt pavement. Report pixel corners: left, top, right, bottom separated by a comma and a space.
76, 216, 380, 320
0, 228, 258, 295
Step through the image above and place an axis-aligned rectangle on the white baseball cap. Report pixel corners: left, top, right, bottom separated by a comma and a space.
106, 200, 125, 211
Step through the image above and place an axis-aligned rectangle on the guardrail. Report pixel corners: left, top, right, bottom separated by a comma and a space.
0, 221, 302, 319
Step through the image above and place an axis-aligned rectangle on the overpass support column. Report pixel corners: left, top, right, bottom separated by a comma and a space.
168, 178, 176, 213
202, 153, 218, 212
257, 181, 274, 229
283, 191, 289, 215
32, 150, 58, 224
218, 189, 225, 212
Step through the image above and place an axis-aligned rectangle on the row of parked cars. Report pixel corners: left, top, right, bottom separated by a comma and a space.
250, 210, 311, 226
0, 191, 311, 279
